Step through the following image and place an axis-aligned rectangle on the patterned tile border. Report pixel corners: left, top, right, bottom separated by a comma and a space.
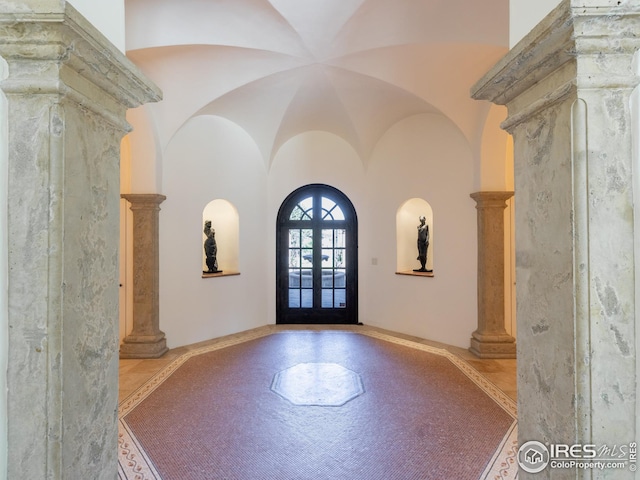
118, 328, 274, 480
359, 330, 517, 419
118, 327, 518, 480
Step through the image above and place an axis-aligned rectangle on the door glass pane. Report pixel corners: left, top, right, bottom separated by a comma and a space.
322, 229, 333, 247
334, 289, 346, 308
290, 206, 304, 220
321, 197, 345, 220
301, 229, 313, 248
321, 249, 333, 266
299, 197, 313, 215
289, 250, 300, 268
290, 197, 313, 220
301, 289, 313, 308
301, 249, 313, 267
335, 269, 346, 287
289, 289, 299, 308
301, 269, 312, 287
334, 229, 345, 247
289, 268, 300, 287
289, 229, 300, 247
322, 289, 333, 308
321, 268, 333, 288
334, 249, 345, 268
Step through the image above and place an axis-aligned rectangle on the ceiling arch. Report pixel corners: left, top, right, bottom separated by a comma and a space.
125, 0, 509, 166
193, 64, 441, 166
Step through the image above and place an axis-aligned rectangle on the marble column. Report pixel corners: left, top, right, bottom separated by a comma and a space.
472, 1, 638, 477
0, 4, 161, 480
469, 191, 516, 359
120, 194, 169, 359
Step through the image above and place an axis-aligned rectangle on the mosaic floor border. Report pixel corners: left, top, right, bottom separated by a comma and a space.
118, 326, 518, 480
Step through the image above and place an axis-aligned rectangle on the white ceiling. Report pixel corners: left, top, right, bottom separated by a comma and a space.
126, 0, 508, 166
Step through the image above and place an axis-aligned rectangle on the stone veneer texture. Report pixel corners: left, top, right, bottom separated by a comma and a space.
472, 1, 639, 478
0, 3, 160, 479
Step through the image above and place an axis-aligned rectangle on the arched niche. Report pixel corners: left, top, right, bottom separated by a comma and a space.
396, 198, 434, 276
202, 199, 240, 276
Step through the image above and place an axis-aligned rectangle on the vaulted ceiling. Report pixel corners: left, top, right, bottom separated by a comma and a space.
125, 0, 508, 166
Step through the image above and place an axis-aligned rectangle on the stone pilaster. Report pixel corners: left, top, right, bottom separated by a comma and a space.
469, 191, 516, 359
120, 194, 168, 359
0, 4, 161, 479
472, 1, 639, 477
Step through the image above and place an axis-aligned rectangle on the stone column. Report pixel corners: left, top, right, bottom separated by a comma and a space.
0, 4, 161, 480
120, 194, 169, 359
472, 1, 638, 477
469, 191, 516, 359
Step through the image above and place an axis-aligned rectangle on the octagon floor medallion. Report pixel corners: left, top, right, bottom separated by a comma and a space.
118, 328, 518, 480
271, 362, 365, 406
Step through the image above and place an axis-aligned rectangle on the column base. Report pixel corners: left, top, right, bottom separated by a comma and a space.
469, 333, 516, 359
119, 332, 169, 359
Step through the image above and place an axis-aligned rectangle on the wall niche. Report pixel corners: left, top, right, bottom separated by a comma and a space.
202, 199, 240, 277
396, 198, 434, 276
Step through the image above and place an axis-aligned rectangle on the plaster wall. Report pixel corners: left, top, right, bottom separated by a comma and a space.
126, 105, 162, 193
509, 0, 561, 47
268, 115, 476, 348
364, 114, 477, 346
68, 0, 125, 52
158, 113, 477, 349
160, 116, 268, 347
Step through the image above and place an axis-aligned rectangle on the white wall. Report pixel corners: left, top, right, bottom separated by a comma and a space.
160, 116, 268, 347
69, 0, 125, 52
509, 0, 561, 47
126, 106, 162, 193
159, 113, 478, 349
364, 114, 477, 347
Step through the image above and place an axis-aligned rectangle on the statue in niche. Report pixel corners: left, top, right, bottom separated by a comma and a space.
203, 220, 222, 274
413, 215, 432, 273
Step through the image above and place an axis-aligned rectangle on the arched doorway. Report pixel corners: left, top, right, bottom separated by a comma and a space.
276, 184, 358, 324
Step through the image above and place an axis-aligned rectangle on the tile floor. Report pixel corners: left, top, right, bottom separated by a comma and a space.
119, 326, 518, 480
119, 324, 517, 404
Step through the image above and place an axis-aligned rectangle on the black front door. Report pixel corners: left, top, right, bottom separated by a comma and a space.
276, 184, 358, 324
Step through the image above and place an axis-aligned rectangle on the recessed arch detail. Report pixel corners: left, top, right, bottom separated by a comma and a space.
202, 199, 240, 275
396, 198, 434, 274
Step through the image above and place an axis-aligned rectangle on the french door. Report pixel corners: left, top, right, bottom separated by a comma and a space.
276, 184, 358, 324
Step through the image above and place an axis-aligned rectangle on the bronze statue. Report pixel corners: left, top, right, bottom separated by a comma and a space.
413, 216, 432, 272
203, 220, 222, 273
